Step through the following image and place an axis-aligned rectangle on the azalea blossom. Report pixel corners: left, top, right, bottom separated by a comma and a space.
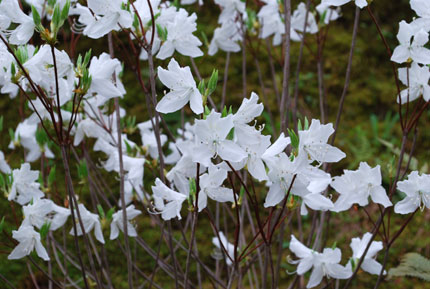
232, 92, 264, 128
197, 164, 236, 212
397, 62, 430, 103
331, 162, 392, 212
73, 0, 133, 39
350, 232, 386, 275
0, 150, 11, 174
298, 119, 346, 164
410, 0, 430, 31
289, 235, 352, 288
22, 199, 70, 231
8, 225, 50, 261
208, 21, 242, 56
87, 53, 126, 106
110, 205, 142, 240
391, 20, 430, 64
291, 2, 319, 41
8, 163, 45, 205
234, 126, 271, 181
316, 3, 341, 25
264, 153, 332, 208
152, 178, 187, 220
212, 231, 235, 266
257, 0, 284, 45
156, 58, 203, 114
322, 0, 367, 9
394, 171, 430, 214
156, 7, 203, 59
9, 119, 55, 162
70, 204, 105, 244
0, 0, 35, 45
193, 110, 247, 166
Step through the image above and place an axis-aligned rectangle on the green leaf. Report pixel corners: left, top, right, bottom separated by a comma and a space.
388, 253, 430, 282
77, 160, 88, 179
156, 24, 167, 41
198, 79, 206, 96
208, 69, 218, 94
222, 106, 228, 117
0, 216, 4, 234
287, 128, 299, 149
51, 4, 61, 31
10, 62, 16, 77
200, 31, 209, 47
97, 204, 105, 219
36, 127, 48, 146
83, 49, 92, 67
9, 128, 15, 143
0, 115, 3, 132
304, 117, 309, 130
297, 119, 302, 131
40, 222, 51, 239
0, 173, 4, 188
48, 166, 56, 186
31, 5, 42, 30
62, 0, 71, 23
106, 207, 116, 220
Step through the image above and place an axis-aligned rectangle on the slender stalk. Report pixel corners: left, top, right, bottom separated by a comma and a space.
292, 0, 311, 130
108, 32, 134, 289
221, 52, 231, 109
331, 7, 360, 144
280, 0, 292, 133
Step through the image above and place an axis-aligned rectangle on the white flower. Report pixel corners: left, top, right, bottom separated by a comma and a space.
316, 3, 341, 25
197, 164, 236, 212
0, 150, 11, 174
214, 0, 245, 24
88, 53, 126, 106
70, 204, 105, 244
152, 178, 187, 220
394, 171, 430, 214
291, 2, 319, 42
391, 21, 430, 65
289, 235, 352, 288
331, 162, 393, 212
110, 205, 142, 240
138, 118, 168, 159
8, 225, 49, 261
350, 232, 386, 275
264, 153, 332, 208
156, 58, 203, 115
322, 0, 367, 9
232, 92, 264, 127
397, 62, 430, 103
298, 119, 346, 164
212, 231, 235, 266
22, 199, 70, 231
0, 0, 35, 45
9, 119, 55, 162
234, 126, 271, 181
74, 0, 133, 39
193, 110, 247, 166
8, 163, 44, 205
257, 0, 284, 45
156, 8, 203, 59
208, 21, 242, 56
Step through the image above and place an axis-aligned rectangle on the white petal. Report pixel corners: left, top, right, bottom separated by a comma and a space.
217, 140, 247, 163
370, 186, 392, 208
361, 259, 385, 275
307, 266, 324, 288
391, 46, 410, 64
